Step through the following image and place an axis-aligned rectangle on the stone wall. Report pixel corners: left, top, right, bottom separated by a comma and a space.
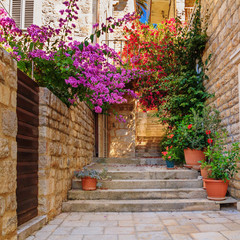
201, 0, 240, 198
0, 48, 18, 240
135, 110, 166, 157
108, 96, 136, 158
38, 88, 95, 219
41, 0, 95, 41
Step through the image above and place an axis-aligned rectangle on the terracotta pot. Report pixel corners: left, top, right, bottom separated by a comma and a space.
201, 166, 212, 179
205, 179, 229, 201
184, 148, 205, 166
82, 177, 97, 191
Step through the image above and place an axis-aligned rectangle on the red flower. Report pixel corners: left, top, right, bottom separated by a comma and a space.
207, 138, 213, 144
167, 134, 174, 138
187, 124, 192, 129
168, 156, 171, 159
206, 130, 211, 135
162, 151, 168, 156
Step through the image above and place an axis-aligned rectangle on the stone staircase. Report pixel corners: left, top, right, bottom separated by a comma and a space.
62, 158, 237, 212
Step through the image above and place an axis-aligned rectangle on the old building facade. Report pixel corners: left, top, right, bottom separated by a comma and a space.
0, 0, 239, 239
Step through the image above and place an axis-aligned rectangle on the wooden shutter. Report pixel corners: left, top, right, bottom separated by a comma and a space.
11, 0, 21, 27
24, 0, 34, 28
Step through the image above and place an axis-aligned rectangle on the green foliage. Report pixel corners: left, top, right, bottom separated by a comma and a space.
175, 107, 221, 150
155, 71, 212, 127
205, 132, 239, 181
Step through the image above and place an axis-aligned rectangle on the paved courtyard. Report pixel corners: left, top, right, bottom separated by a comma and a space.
27, 210, 240, 240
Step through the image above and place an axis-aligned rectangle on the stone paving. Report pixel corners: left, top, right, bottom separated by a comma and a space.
27, 210, 240, 240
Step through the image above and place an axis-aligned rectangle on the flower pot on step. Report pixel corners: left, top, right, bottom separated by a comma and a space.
166, 160, 175, 169
205, 179, 229, 201
201, 166, 212, 179
201, 166, 212, 188
184, 148, 205, 166
82, 177, 97, 191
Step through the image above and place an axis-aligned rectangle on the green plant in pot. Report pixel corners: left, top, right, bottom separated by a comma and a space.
176, 107, 221, 167
74, 167, 109, 191
204, 132, 239, 201
162, 145, 177, 169
176, 113, 206, 167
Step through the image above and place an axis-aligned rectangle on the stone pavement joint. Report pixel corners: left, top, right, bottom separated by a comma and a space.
28, 210, 240, 240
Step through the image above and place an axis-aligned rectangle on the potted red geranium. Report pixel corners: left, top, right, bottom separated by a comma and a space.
204, 132, 239, 200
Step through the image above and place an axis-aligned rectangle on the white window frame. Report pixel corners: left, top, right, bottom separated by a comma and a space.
10, 0, 37, 29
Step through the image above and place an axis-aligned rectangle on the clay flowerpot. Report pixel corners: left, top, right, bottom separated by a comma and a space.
201, 166, 212, 179
205, 179, 230, 201
201, 166, 212, 189
184, 148, 205, 166
166, 160, 175, 169
82, 177, 97, 191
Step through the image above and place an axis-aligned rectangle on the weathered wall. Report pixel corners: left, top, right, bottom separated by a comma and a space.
108, 97, 135, 158
136, 110, 166, 157
38, 88, 95, 219
41, 0, 95, 41
0, 48, 18, 240
202, 0, 240, 198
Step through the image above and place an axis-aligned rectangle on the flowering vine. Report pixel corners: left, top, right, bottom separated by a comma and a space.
0, 0, 142, 116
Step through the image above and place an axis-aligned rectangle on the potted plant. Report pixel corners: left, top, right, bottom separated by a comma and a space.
162, 146, 177, 169
176, 114, 206, 167
74, 167, 107, 191
204, 132, 239, 200
176, 108, 221, 167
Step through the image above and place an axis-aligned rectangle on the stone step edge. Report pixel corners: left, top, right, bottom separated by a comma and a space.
69, 188, 206, 193
62, 199, 221, 212
63, 198, 236, 204
62, 197, 237, 212
72, 179, 202, 183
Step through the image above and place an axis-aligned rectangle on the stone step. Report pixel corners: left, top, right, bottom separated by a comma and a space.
81, 169, 199, 180
68, 188, 207, 200
62, 198, 223, 212
72, 179, 203, 189
93, 157, 165, 165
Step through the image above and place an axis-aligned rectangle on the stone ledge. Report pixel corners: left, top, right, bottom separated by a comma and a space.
17, 215, 47, 240
237, 201, 240, 211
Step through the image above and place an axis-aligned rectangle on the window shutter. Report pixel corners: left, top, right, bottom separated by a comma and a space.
24, 0, 34, 28
12, 0, 21, 28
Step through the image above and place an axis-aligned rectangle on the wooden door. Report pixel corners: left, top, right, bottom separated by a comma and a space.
16, 69, 39, 226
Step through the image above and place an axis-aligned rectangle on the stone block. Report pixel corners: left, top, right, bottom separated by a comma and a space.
11, 141, 17, 160
6, 70, 17, 90
6, 193, 17, 211
0, 83, 10, 106
0, 196, 5, 216
0, 160, 17, 194
39, 87, 51, 104
2, 212, 17, 236
2, 109, 17, 137
0, 138, 9, 159
11, 90, 16, 108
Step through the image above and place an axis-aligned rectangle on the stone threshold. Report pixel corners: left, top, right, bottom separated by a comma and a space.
17, 215, 47, 240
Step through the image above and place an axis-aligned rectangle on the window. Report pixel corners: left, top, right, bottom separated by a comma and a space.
11, 0, 34, 29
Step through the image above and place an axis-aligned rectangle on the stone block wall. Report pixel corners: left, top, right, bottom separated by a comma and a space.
108, 97, 136, 158
201, 0, 240, 198
41, 0, 95, 41
0, 48, 18, 240
135, 110, 166, 157
38, 88, 94, 219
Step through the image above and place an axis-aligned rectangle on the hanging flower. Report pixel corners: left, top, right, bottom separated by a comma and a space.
168, 156, 171, 159
162, 151, 168, 156
206, 130, 211, 135
187, 124, 192, 129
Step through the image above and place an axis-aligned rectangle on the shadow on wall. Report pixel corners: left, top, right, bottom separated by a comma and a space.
114, 0, 128, 11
